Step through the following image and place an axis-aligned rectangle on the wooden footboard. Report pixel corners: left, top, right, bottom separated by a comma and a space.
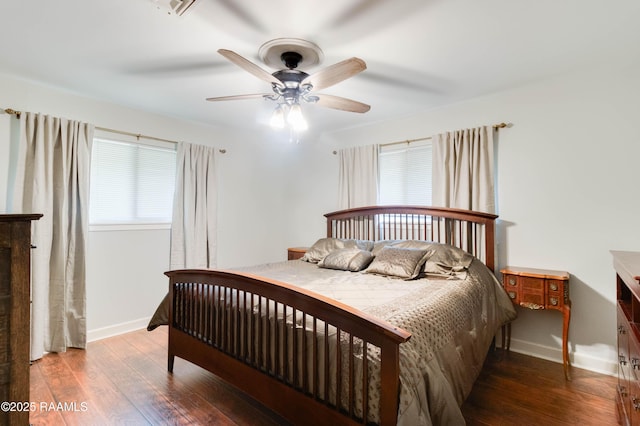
166, 269, 411, 426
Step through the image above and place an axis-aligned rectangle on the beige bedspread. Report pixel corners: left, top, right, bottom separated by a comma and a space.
150, 258, 516, 425
231, 258, 516, 426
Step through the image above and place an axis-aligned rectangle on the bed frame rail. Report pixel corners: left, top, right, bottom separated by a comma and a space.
166, 269, 411, 426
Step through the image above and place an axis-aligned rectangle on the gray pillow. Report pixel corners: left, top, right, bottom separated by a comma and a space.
365, 246, 434, 280
318, 248, 374, 272
301, 238, 374, 263
390, 240, 433, 250
423, 243, 474, 278
391, 241, 474, 278
371, 240, 399, 256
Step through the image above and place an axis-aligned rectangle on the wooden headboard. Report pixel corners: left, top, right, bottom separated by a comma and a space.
325, 205, 498, 271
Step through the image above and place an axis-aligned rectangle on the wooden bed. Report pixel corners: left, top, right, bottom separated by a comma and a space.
163, 206, 501, 426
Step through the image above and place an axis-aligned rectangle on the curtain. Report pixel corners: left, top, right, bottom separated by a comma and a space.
170, 142, 218, 269
337, 144, 379, 209
432, 126, 495, 213
12, 112, 94, 360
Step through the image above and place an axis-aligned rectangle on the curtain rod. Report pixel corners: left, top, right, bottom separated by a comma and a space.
381, 122, 510, 148
3, 107, 227, 154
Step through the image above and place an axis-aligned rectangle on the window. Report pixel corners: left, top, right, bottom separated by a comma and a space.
89, 138, 176, 226
378, 141, 432, 205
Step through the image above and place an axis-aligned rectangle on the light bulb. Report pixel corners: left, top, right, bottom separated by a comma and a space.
270, 105, 285, 129
287, 104, 308, 132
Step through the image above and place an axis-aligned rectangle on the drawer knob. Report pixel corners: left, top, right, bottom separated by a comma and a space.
508, 277, 517, 286
550, 297, 558, 306
550, 283, 558, 291
508, 291, 516, 299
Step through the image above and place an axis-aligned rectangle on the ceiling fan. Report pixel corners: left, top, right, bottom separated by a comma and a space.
206, 38, 370, 131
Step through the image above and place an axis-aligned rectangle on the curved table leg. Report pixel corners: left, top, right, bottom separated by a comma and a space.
563, 302, 572, 380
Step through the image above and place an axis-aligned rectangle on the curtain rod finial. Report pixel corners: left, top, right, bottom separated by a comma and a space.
3, 108, 21, 119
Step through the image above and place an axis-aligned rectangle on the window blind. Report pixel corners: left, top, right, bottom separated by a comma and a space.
89, 138, 176, 224
378, 141, 432, 205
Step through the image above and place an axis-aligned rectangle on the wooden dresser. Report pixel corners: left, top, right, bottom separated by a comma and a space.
0, 214, 41, 426
613, 250, 640, 426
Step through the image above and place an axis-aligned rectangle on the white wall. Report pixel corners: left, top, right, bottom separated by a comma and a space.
287, 61, 640, 375
0, 74, 293, 340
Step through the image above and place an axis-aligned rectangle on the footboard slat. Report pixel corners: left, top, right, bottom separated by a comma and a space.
362, 341, 369, 422
292, 307, 298, 388
167, 269, 411, 426
323, 321, 330, 403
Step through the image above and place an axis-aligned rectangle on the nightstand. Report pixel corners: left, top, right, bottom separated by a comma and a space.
500, 266, 571, 380
287, 247, 308, 260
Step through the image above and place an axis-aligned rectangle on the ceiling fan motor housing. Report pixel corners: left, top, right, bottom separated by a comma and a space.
281, 51, 303, 69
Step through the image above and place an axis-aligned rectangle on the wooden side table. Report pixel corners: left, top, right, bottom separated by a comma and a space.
287, 247, 308, 260
500, 266, 572, 380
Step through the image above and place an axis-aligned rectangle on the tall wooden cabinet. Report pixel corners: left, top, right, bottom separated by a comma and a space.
613, 250, 640, 426
0, 214, 41, 426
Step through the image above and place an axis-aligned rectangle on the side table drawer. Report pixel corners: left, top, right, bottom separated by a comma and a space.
520, 276, 545, 309
547, 279, 565, 310
503, 274, 519, 304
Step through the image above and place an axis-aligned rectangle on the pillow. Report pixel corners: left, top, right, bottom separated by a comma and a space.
300, 238, 373, 263
390, 240, 433, 250
371, 240, 399, 256
365, 246, 434, 280
318, 248, 374, 272
420, 242, 475, 278
386, 240, 475, 278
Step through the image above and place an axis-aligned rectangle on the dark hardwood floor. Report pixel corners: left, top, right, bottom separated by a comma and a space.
29, 327, 618, 425
462, 350, 618, 426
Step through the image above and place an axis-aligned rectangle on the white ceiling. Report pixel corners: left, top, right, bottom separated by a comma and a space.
1, 0, 639, 137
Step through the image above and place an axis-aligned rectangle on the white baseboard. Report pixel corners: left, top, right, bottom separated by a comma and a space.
86, 321, 618, 377
87, 317, 151, 342
506, 337, 618, 377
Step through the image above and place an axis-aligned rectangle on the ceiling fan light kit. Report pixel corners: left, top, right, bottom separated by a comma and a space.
208, 38, 370, 138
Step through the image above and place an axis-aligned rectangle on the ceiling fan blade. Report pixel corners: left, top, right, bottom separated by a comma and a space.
314, 94, 370, 113
217, 49, 282, 86
301, 57, 367, 91
206, 93, 272, 102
